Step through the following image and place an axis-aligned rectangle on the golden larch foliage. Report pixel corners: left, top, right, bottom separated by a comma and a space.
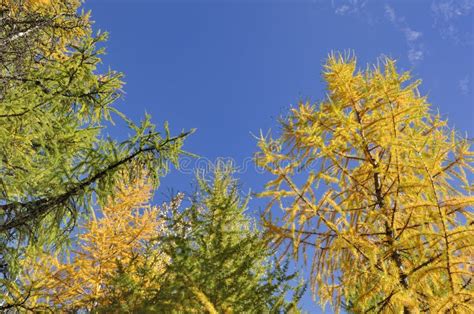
257, 53, 473, 313
12, 175, 168, 311
1, 0, 90, 59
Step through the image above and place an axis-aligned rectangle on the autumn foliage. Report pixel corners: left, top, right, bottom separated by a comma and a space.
6, 175, 168, 311
256, 54, 473, 312
0, 0, 189, 294
1, 0, 472, 312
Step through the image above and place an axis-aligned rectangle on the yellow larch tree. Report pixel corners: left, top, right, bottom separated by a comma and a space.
1, 0, 90, 76
256, 53, 473, 313
6, 173, 169, 312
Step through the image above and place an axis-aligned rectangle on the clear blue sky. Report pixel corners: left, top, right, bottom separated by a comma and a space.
84, 0, 473, 312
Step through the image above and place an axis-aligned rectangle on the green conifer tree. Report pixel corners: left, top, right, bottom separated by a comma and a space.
0, 1, 191, 306
102, 163, 305, 313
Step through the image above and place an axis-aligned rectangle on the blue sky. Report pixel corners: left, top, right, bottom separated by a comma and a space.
84, 0, 473, 312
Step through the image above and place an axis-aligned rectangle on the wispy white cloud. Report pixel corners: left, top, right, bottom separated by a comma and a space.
431, 0, 474, 45
332, 0, 369, 16
385, 4, 396, 22
406, 29, 422, 42
329, 0, 377, 24
325, 1, 426, 65
384, 4, 425, 65
407, 49, 424, 64
335, 4, 351, 15
431, 0, 474, 21
459, 75, 470, 95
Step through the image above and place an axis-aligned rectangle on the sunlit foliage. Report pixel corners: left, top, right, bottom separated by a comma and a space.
4, 166, 304, 313
257, 54, 473, 313
3, 174, 169, 312
0, 0, 191, 295
101, 164, 305, 313
3, 0, 471, 312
